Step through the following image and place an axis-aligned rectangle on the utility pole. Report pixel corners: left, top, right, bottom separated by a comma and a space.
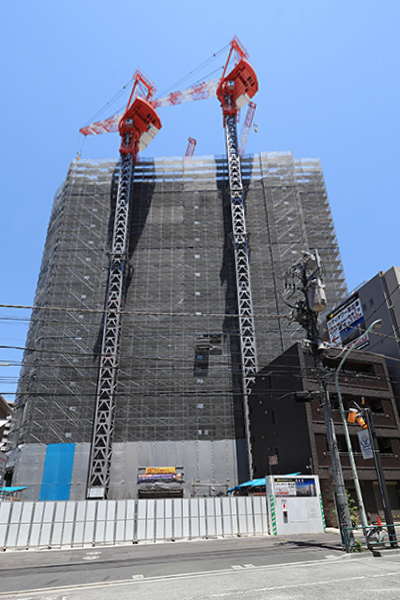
285, 250, 353, 546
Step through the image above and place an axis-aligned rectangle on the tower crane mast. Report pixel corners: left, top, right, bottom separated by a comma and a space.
87, 71, 161, 499
216, 37, 259, 479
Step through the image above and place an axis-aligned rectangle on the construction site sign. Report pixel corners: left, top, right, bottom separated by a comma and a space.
145, 467, 176, 475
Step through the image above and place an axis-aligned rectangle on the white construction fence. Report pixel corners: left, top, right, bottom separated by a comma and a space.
0, 496, 269, 550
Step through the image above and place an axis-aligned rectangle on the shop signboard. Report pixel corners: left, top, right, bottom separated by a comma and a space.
327, 294, 368, 350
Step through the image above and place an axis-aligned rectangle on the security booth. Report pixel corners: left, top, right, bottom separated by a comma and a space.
266, 475, 325, 535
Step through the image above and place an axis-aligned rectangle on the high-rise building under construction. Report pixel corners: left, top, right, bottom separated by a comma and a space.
8, 150, 347, 501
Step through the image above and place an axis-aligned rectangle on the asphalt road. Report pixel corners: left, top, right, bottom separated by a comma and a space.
1, 533, 400, 600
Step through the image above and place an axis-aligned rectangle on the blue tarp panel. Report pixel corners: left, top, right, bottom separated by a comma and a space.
39, 444, 75, 501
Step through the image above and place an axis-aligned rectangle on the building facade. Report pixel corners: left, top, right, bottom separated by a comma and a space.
8, 151, 347, 500
327, 267, 400, 414
249, 343, 400, 524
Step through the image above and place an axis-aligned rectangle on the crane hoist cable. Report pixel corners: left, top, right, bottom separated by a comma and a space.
156, 44, 229, 98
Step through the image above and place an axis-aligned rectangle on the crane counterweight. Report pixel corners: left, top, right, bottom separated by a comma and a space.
118, 97, 162, 159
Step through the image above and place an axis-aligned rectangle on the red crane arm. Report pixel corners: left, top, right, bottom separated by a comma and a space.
79, 79, 219, 137
239, 101, 257, 157
185, 137, 197, 157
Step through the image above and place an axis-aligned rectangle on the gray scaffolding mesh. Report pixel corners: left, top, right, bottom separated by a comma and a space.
10, 151, 347, 447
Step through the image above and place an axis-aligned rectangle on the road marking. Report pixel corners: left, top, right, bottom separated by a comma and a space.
132, 574, 144, 580
232, 564, 255, 570
83, 551, 101, 560
207, 571, 400, 597
0, 555, 380, 598
5, 568, 400, 600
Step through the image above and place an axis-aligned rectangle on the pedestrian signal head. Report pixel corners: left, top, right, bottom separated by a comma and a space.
347, 408, 367, 429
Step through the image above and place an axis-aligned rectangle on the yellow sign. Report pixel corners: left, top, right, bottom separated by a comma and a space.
145, 467, 176, 475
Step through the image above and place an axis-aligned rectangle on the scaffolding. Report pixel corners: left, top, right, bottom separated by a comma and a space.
9, 151, 347, 496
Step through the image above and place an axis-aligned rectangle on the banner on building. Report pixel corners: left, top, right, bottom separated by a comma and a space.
145, 467, 176, 475
138, 470, 184, 483
327, 294, 369, 350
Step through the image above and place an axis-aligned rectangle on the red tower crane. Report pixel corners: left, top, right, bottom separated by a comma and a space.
82, 43, 259, 495
216, 37, 259, 479
185, 137, 197, 158
79, 79, 218, 138
87, 71, 161, 499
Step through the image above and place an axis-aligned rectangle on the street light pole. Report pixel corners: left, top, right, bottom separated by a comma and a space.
334, 319, 383, 533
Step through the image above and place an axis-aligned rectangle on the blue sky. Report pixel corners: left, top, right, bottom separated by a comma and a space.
1, 0, 399, 401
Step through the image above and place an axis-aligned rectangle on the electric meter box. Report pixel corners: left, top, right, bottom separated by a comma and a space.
266, 475, 325, 536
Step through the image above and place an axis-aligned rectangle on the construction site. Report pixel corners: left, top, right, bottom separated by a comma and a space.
6, 38, 347, 502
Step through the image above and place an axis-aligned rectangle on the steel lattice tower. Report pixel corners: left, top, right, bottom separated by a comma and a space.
225, 114, 258, 478
87, 153, 134, 498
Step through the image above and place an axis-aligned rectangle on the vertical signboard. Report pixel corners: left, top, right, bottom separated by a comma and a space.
358, 430, 374, 460
266, 475, 325, 535
327, 294, 369, 350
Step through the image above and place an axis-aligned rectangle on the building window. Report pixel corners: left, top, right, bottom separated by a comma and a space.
330, 395, 384, 414
377, 438, 393, 455
193, 334, 222, 375
329, 434, 362, 454
194, 345, 209, 374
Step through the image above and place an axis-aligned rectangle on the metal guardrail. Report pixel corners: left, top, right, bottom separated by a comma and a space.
343, 522, 400, 553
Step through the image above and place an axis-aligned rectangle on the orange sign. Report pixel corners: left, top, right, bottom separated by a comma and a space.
145, 467, 176, 475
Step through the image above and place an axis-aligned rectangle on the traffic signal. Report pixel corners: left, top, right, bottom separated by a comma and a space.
347, 408, 367, 429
